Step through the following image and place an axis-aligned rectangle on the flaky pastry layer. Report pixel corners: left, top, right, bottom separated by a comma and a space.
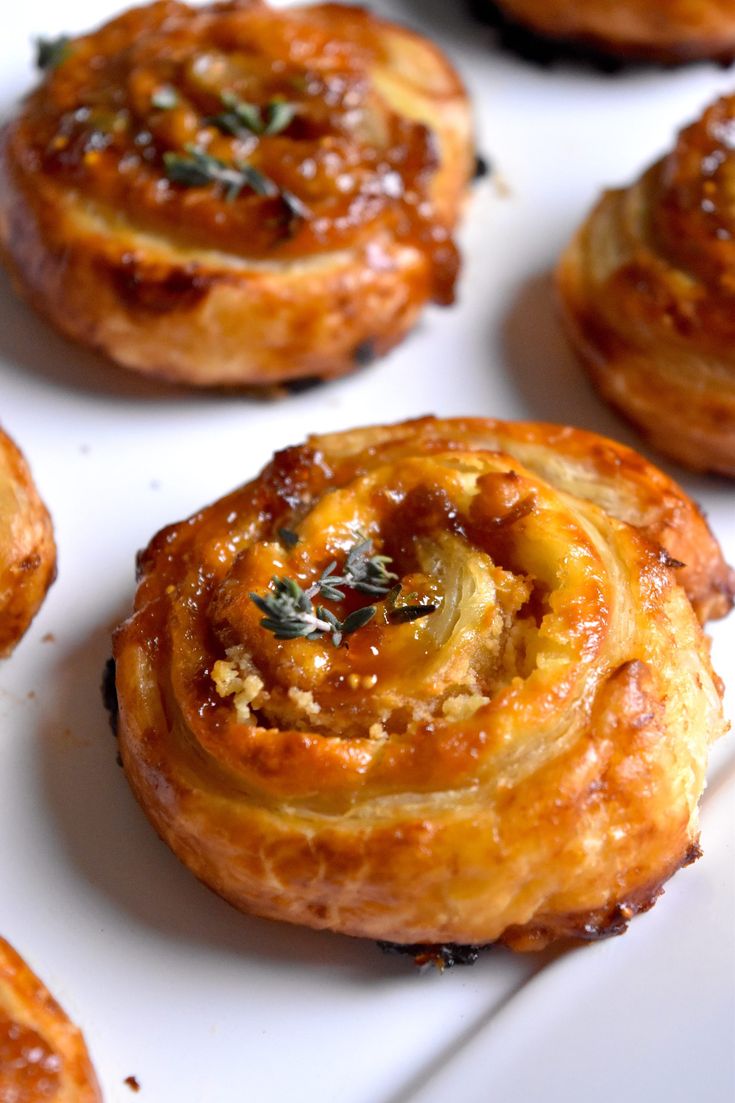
0, 428, 55, 657
490, 0, 735, 62
0, 0, 473, 386
0, 938, 100, 1103
114, 417, 731, 949
558, 95, 735, 476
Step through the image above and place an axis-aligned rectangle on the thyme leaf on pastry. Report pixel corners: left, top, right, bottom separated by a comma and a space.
35, 35, 71, 71
250, 577, 376, 648
385, 583, 438, 624
164, 146, 280, 203
250, 577, 334, 641
338, 536, 399, 597
209, 92, 297, 138
250, 537, 436, 646
163, 147, 308, 224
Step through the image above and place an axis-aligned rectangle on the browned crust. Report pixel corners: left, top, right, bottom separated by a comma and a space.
0, 427, 56, 657
114, 417, 728, 950
0, 2, 473, 387
489, 0, 735, 63
0, 938, 101, 1102
557, 137, 735, 478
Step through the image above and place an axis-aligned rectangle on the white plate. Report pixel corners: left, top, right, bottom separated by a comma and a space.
1, 3, 733, 1101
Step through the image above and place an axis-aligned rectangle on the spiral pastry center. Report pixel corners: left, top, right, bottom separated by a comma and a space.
207, 452, 610, 742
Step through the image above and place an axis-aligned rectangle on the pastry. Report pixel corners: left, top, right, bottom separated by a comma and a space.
488, 1, 735, 62
0, 0, 473, 388
0, 937, 101, 1102
113, 416, 732, 951
0, 428, 55, 657
558, 94, 735, 476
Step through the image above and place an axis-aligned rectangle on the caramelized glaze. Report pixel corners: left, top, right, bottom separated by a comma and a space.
0, 2, 473, 387
22, 1, 458, 298
558, 94, 735, 475
0, 939, 100, 1102
114, 417, 731, 949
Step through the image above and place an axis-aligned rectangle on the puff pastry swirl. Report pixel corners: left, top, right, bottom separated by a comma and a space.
0, 0, 472, 387
488, 1, 735, 62
0, 428, 55, 657
0, 938, 101, 1103
558, 95, 735, 476
113, 417, 732, 950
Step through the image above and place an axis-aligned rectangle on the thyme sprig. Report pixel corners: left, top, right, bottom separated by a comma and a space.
317, 537, 398, 601
209, 92, 297, 138
163, 144, 310, 223
36, 35, 71, 71
250, 576, 376, 648
385, 585, 438, 624
164, 145, 279, 202
250, 537, 436, 647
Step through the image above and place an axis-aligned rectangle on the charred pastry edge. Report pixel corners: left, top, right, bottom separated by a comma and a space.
378, 840, 704, 964
471, 1, 735, 69
473, 152, 492, 181
101, 656, 119, 736
377, 941, 488, 969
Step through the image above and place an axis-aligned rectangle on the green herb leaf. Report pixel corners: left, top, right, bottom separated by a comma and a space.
264, 100, 297, 135
209, 92, 297, 138
163, 145, 280, 203
388, 603, 438, 625
341, 605, 377, 636
35, 34, 71, 71
250, 537, 400, 648
152, 86, 179, 110
342, 537, 398, 596
280, 189, 311, 224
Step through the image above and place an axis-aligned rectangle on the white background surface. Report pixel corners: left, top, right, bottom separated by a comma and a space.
1, 2, 734, 1101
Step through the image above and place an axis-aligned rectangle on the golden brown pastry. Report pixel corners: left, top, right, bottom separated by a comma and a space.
0, 1, 473, 388
489, 0, 735, 62
113, 417, 732, 951
558, 95, 735, 477
0, 938, 101, 1102
0, 428, 55, 657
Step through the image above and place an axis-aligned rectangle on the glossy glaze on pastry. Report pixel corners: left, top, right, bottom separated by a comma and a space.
0, 428, 55, 657
0, 938, 101, 1102
113, 417, 732, 950
488, 1, 735, 62
0, 0, 473, 387
558, 95, 735, 477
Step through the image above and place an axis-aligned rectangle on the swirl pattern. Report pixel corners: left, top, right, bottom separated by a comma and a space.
114, 418, 732, 949
0, 0, 472, 386
558, 95, 735, 476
